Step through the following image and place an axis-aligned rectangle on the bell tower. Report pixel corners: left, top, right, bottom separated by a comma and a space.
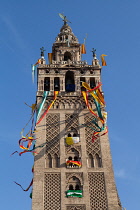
32, 20, 122, 210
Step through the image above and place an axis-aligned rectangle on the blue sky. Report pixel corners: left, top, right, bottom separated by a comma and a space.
0, 0, 140, 209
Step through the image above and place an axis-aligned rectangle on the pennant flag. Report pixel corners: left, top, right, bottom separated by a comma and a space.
81, 44, 86, 54
32, 59, 41, 83
100, 54, 107, 66
48, 53, 53, 64
35, 59, 41, 65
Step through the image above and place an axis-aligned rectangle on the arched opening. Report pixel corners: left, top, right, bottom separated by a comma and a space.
90, 77, 96, 89
68, 133, 71, 137
44, 77, 50, 91
75, 184, 80, 190
68, 156, 72, 160
88, 154, 94, 168
69, 184, 74, 190
54, 77, 60, 91
80, 77, 86, 91
46, 154, 52, 168
73, 133, 77, 137
95, 154, 102, 168
53, 154, 59, 168
74, 156, 78, 161
65, 71, 75, 92
64, 51, 71, 61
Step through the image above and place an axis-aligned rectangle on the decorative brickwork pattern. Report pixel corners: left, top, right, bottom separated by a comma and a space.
66, 145, 81, 155
66, 205, 86, 210
46, 114, 60, 156
88, 172, 108, 209
66, 173, 83, 186
44, 173, 61, 210
84, 115, 101, 156
65, 114, 79, 130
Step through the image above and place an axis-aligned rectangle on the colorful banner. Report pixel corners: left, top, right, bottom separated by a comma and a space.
66, 160, 81, 167
36, 91, 59, 125
36, 91, 49, 122
66, 190, 83, 197
66, 137, 80, 145
32, 59, 41, 83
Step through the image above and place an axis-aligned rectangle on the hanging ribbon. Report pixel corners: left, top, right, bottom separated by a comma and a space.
82, 82, 108, 142
36, 91, 59, 125
36, 91, 49, 122
14, 166, 34, 191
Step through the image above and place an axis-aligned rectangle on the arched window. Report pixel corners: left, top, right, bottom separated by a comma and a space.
80, 77, 86, 91
54, 77, 60, 91
68, 133, 71, 137
95, 154, 102, 168
74, 156, 78, 161
53, 154, 59, 168
46, 154, 52, 168
75, 184, 80, 190
68, 156, 72, 160
65, 71, 75, 92
90, 77, 96, 89
44, 77, 50, 91
64, 51, 71, 61
73, 133, 77, 137
88, 154, 94, 168
69, 184, 74, 190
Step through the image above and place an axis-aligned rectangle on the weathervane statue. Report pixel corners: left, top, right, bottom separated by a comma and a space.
59, 13, 71, 25
91, 48, 96, 58
40, 47, 46, 57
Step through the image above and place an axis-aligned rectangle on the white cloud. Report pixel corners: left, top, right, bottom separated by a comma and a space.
115, 168, 126, 179
1, 15, 27, 51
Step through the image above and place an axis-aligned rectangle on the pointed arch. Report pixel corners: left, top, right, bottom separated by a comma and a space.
95, 154, 102, 168
88, 154, 94, 168
46, 154, 52, 168
53, 154, 59, 168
